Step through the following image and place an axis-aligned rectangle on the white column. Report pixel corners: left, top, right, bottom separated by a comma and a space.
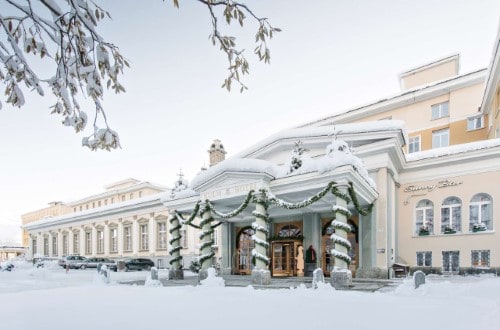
57, 230, 63, 257
376, 168, 388, 269
333, 187, 349, 270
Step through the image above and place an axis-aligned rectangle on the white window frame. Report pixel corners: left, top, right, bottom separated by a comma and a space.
467, 115, 484, 131
97, 230, 104, 254
124, 226, 132, 252
441, 197, 462, 233
140, 224, 149, 251
432, 128, 449, 149
43, 237, 49, 256
415, 199, 434, 235
408, 135, 421, 154
62, 234, 68, 256
416, 251, 432, 267
52, 236, 58, 257
85, 231, 92, 255
110, 228, 118, 253
73, 233, 79, 254
471, 250, 490, 268
469, 194, 492, 231
157, 222, 167, 249
431, 101, 449, 120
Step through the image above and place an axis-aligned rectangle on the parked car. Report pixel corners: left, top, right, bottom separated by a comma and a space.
75, 257, 117, 271
58, 255, 86, 269
123, 258, 154, 271
0, 262, 14, 271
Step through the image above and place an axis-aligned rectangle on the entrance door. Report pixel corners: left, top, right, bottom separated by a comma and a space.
235, 228, 255, 275
271, 242, 294, 276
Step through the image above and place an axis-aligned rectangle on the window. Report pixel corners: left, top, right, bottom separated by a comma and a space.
73, 208, 76, 213
442, 251, 459, 274
432, 128, 449, 149
212, 228, 218, 246
121, 195, 125, 201
408, 136, 420, 154
278, 225, 301, 238
32, 239, 37, 255
157, 223, 167, 249
73, 233, 80, 254
62, 234, 68, 256
441, 197, 462, 233
469, 194, 492, 231
157, 259, 164, 269
110, 228, 117, 253
111, 197, 114, 204
139, 191, 142, 198
85, 232, 92, 254
180, 228, 187, 248
467, 115, 484, 131
431, 101, 449, 119
415, 199, 434, 235
416, 251, 432, 267
104, 199, 108, 206
97, 230, 104, 254
130, 193, 134, 199
92, 202, 95, 208
124, 226, 132, 251
140, 224, 149, 250
79, 206, 82, 211
43, 237, 49, 256
471, 250, 490, 268
86, 204, 89, 210
52, 236, 58, 256
98, 201, 101, 207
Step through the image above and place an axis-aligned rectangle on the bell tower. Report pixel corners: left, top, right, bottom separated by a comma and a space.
208, 139, 226, 166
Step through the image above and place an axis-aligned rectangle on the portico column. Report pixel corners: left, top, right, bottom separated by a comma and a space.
198, 204, 215, 281
251, 193, 271, 285
168, 211, 183, 279
57, 230, 63, 257
330, 185, 352, 289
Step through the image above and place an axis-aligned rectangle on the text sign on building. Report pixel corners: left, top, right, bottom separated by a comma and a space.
201, 182, 258, 201
403, 179, 463, 205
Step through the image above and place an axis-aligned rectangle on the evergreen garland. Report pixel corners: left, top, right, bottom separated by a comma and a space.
206, 190, 254, 219
168, 213, 183, 268
198, 204, 215, 267
251, 194, 271, 266
348, 182, 374, 216
264, 181, 337, 209
175, 201, 201, 229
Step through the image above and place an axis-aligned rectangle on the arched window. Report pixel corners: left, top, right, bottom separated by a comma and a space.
469, 194, 492, 231
415, 199, 434, 235
278, 225, 301, 238
441, 197, 462, 233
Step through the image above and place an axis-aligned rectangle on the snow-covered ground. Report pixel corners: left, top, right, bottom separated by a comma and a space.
1, 261, 499, 330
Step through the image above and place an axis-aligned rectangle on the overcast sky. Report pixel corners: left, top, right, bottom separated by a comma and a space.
1, 0, 499, 245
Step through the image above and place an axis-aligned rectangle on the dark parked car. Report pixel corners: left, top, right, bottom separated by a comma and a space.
75, 257, 117, 271
58, 255, 86, 269
123, 258, 154, 271
0, 262, 14, 271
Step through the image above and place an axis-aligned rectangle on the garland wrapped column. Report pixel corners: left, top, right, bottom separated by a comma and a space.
251, 193, 271, 285
168, 211, 183, 279
199, 203, 215, 275
330, 185, 352, 289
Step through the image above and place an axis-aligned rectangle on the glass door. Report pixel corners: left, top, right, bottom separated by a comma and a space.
272, 242, 294, 276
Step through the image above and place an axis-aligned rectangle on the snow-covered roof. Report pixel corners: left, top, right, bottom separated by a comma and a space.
406, 139, 500, 162
24, 192, 166, 229
234, 120, 407, 159
190, 158, 281, 190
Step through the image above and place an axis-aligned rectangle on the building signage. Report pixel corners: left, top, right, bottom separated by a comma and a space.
404, 179, 462, 193
201, 182, 258, 201
403, 179, 463, 205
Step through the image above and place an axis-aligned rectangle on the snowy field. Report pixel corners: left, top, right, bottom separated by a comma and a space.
1, 261, 499, 330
